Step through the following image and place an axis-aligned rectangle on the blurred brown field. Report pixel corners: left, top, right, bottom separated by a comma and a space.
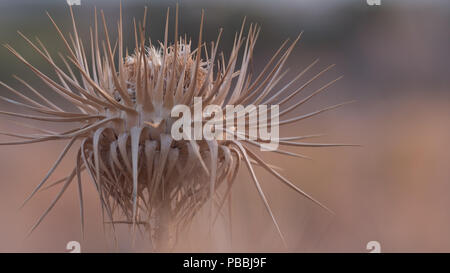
0, 0, 449, 252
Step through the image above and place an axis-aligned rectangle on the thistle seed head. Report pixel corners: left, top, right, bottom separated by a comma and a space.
0, 4, 354, 251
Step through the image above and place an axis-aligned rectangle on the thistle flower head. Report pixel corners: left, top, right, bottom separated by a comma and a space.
0, 4, 354, 251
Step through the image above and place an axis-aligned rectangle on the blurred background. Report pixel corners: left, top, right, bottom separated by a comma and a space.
0, 0, 449, 252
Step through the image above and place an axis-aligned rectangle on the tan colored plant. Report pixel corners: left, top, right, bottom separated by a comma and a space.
0, 4, 354, 251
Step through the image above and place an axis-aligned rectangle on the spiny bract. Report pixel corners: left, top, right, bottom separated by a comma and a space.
0, 5, 353, 250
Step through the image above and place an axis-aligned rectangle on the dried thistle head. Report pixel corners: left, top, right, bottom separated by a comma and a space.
0, 5, 354, 251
